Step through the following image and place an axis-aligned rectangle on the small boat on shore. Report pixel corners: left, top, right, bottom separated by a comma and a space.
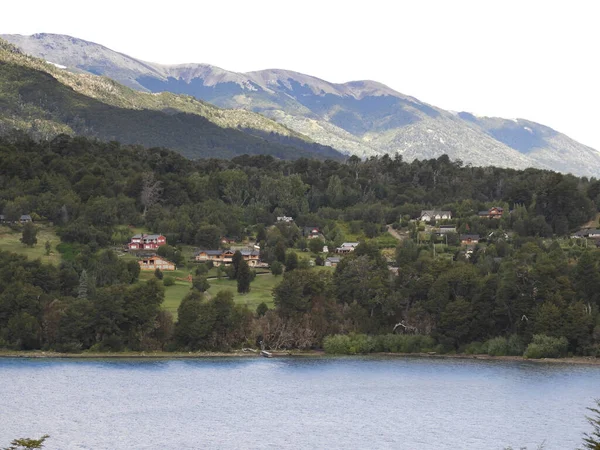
260, 350, 273, 358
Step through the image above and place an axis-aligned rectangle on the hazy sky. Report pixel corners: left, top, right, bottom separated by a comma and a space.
3, 0, 599, 149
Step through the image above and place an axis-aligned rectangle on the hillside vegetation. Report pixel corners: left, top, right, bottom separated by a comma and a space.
0, 39, 341, 160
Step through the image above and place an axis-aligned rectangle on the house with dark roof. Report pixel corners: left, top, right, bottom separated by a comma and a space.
19, 215, 32, 223
335, 242, 359, 254
571, 229, 600, 239
128, 234, 166, 250
325, 257, 341, 267
194, 249, 261, 267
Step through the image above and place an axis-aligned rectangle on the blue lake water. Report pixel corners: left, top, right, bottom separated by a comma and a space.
1, 356, 599, 449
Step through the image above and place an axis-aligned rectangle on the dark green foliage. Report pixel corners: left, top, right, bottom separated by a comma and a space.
231, 251, 243, 280
236, 259, 251, 294
154, 268, 163, 280
174, 290, 252, 351
323, 334, 435, 355
0, 133, 599, 354
192, 276, 210, 293
308, 238, 324, 254
285, 251, 298, 272
163, 276, 175, 287
523, 334, 569, 359
20, 222, 37, 247
270, 261, 283, 275
256, 302, 269, 317
582, 399, 600, 450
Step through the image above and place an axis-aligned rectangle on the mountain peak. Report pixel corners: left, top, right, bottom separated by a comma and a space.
3, 32, 599, 176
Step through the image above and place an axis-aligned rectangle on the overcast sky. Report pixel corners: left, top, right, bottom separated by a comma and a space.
3, 0, 599, 150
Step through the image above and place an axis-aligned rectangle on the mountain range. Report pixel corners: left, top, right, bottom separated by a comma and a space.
0, 38, 341, 160
3, 33, 600, 176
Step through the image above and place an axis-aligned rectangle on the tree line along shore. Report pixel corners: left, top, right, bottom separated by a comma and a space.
1, 133, 600, 357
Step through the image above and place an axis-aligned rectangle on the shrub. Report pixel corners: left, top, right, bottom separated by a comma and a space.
484, 334, 524, 356
523, 334, 568, 359
464, 341, 485, 355
323, 334, 376, 354
163, 276, 175, 287
486, 336, 509, 356
323, 333, 433, 355
256, 302, 268, 317
377, 334, 435, 353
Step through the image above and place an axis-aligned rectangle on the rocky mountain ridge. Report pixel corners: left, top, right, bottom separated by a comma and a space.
4, 32, 600, 176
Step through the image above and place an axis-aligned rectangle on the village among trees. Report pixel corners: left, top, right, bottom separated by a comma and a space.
1, 133, 600, 357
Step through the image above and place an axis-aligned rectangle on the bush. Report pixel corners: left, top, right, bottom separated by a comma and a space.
484, 334, 525, 356
323, 333, 434, 355
464, 341, 485, 355
523, 334, 569, 359
163, 276, 175, 286
377, 334, 435, 353
256, 302, 268, 317
270, 261, 283, 275
486, 336, 509, 356
322, 334, 376, 355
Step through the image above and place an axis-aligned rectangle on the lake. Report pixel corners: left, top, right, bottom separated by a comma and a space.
1, 356, 599, 449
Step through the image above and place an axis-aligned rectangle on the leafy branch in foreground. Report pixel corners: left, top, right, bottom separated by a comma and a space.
3, 435, 49, 450
582, 400, 600, 449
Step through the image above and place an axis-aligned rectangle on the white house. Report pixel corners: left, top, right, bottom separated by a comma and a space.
419, 210, 452, 222
335, 242, 359, 254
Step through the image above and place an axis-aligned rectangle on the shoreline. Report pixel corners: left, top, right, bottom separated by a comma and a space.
1, 350, 599, 365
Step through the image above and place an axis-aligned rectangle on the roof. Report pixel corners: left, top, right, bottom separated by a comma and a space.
20, 214, 32, 220
340, 242, 359, 247
240, 250, 260, 256
478, 211, 490, 216
439, 225, 456, 229
195, 250, 224, 256
326, 257, 341, 263
420, 210, 451, 216
572, 229, 600, 236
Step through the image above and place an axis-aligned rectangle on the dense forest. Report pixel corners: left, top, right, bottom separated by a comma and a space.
1, 133, 599, 355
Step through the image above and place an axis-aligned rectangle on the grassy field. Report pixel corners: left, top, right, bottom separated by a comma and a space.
139, 268, 280, 316
207, 273, 280, 310
0, 224, 61, 265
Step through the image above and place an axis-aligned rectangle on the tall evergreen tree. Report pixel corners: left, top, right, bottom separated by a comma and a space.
20, 222, 37, 247
237, 259, 251, 294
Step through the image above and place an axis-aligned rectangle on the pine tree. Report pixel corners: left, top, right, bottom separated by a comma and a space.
237, 259, 251, 294
231, 251, 243, 280
20, 222, 37, 247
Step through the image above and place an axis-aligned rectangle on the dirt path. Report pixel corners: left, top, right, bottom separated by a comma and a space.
386, 225, 408, 242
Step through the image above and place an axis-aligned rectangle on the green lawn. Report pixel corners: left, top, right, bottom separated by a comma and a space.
0, 224, 61, 265
207, 273, 280, 310
162, 281, 193, 318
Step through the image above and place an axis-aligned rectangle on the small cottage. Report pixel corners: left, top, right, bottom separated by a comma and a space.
460, 234, 480, 245
325, 257, 341, 267
138, 256, 175, 271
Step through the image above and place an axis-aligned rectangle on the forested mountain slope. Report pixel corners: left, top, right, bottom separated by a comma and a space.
0, 39, 342, 160
6, 33, 600, 176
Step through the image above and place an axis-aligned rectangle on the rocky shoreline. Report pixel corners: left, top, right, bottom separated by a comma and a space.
1, 350, 599, 365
